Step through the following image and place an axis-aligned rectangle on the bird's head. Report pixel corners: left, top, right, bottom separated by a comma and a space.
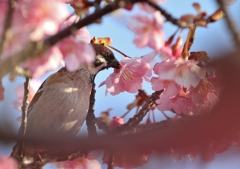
87, 44, 120, 75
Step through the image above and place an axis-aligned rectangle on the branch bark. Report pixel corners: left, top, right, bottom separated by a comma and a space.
216, 0, 240, 49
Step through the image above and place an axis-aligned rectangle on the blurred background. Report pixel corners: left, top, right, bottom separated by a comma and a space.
1, 0, 240, 168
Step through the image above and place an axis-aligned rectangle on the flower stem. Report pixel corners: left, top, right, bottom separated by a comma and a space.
108, 46, 131, 58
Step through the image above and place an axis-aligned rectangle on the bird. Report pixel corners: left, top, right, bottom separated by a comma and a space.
10, 43, 120, 168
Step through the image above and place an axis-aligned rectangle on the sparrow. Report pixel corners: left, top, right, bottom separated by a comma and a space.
10, 44, 120, 167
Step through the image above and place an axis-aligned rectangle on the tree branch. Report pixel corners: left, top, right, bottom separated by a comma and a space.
146, 0, 224, 29
216, 0, 240, 49
114, 90, 163, 133
18, 76, 30, 156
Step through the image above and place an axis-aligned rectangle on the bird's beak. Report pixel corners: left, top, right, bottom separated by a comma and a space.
109, 59, 120, 69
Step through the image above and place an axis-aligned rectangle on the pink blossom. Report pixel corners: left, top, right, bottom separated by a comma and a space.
159, 43, 173, 60
151, 79, 180, 97
186, 76, 220, 113
109, 117, 124, 130
56, 151, 101, 169
152, 71, 220, 114
57, 158, 101, 169
128, 12, 165, 50
58, 37, 95, 71
153, 58, 206, 88
138, 0, 166, 13
0, 156, 18, 169
13, 79, 42, 112
0, 2, 31, 59
22, 47, 62, 78
156, 89, 198, 115
0, 81, 4, 101
151, 79, 190, 114
100, 51, 158, 95
57, 17, 94, 72
60, 16, 91, 43
20, 0, 70, 41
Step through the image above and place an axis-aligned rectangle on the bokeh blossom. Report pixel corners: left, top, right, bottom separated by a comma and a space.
13, 79, 42, 112
58, 16, 95, 72
128, 11, 165, 51
22, 47, 63, 78
0, 156, 18, 169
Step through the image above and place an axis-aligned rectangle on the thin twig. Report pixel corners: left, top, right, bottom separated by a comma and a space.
108, 46, 131, 58
19, 76, 30, 156
114, 90, 163, 132
146, 0, 219, 29
146, 0, 194, 29
0, 0, 15, 55
216, 0, 240, 49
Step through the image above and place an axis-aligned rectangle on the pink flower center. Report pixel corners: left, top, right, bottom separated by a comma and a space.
122, 69, 136, 82
143, 26, 151, 32
199, 80, 212, 94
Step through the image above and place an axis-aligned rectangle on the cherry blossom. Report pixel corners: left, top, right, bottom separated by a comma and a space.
138, 0, 166, 13
60, 16, 91, 43
13, 79, 42, 112
151, 79, 189, 114
56, 151, 102, 169
0, 156, 18, 169
22, 47, 62, 78
0, 2, 31, 60
153, 58, 206, 88
57, 158, 101, 169
186, 75, 220, 113
100, 51, 158, 95
0, 0, 69, 75
58, 38, 95, 72
128, 11, 165, 50
68, 0, 91, 16
57, 16, 95, 72
157, 92, 190, 114
109, 116, 124, 130
20, 0, 70, 41
151, 59, 208, 114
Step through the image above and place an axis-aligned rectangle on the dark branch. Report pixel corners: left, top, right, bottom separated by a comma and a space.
114, 90, 163, 133
18, 76, 30, 157
146, 0, 220, 29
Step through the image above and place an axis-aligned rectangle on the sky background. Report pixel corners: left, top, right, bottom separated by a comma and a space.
1, 0, 240, 168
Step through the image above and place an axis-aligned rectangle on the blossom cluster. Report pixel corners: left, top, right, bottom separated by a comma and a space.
100, 10, 220, 115
0, 0, 96, 101
0, 0, 95, 78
